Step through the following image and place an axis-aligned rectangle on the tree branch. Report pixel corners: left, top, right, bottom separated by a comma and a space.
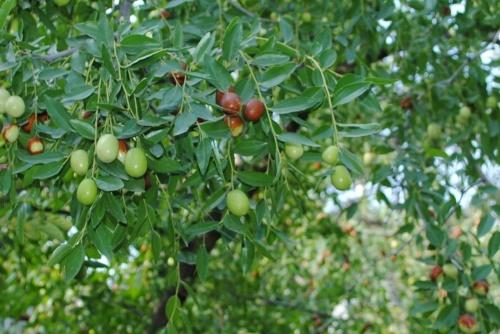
37, 48, 77, 62
149, 229, 222, 333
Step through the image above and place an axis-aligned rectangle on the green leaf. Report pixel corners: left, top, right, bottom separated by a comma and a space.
0, 62, 17, 71
166, 0, 193, 8
340, 148, 364, 176
223, 215, 246, 235
488, 231, 500, 258
426, 223, 445, 247
373, 165, 392, 183
196, 246, 209, 280
13, 163, 32, 175
62, 244, 85, 281
338, 123, 381, 137
279, 17, 293, 43
359, 93, 382, 112
32, 161, 66, 180
201, 188, 226, 214
195, 138, 212, 175
148, 157, 184, 174
0, 169, 12, 195
414, 280, 438, 290
138, 113, 171, 127
88, 224, 113, 261
199, 120, 231, 139
424, 147, 448, 159
131, 77, 150, 96
433, 305, 458, 329
17, 151, 66, 165
472, 264, 492, 281
47, 243, 72, 266
97, 160, 129, 180
235, 78, 256, 101
277, 133, 319, 147
151, 230, 162, 262
193, 32, 214, 64
104, 193, 126, 222
70, 119, 95, 140
101, 44, 117, 78
0, 0, 16, 30
90, 198, 105, 228
75, 21, 100, 41
42, 96, 73, 132
260, 63, 296, 89
233, 139, 268, 156
271, 88, 324, 114
253, 53, 290, 67
97, 15, 114, 46
37, 124, 66, 139
477, 214, 495, 238
96, 176, 124, 192
39, 68, 67, 81
241, 239, 255, 274
205, 57, 233, 91
184, 221, 220, 238
166, 323, 177, 334
333, 81, 371, 106
173, 20, 183, 49
318, 49, 337, 68
165, 295, 181, 321
62, 84, 95, 103
121, 34, 161, 54
173, 112, 197, 136
238, 171, 274, 187
223, 18, 242, 61
125, 49, 168, 69
410, 301, 439, 316
157, 86, 183, 111
115, 119, 143, 139
483, 304, 500, 326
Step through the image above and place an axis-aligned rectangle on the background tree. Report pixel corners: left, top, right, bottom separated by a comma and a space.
0, 0, 498, 333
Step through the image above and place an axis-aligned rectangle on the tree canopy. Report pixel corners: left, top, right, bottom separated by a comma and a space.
0, 0, 499, 333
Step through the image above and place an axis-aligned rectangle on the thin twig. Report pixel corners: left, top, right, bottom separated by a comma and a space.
119, 0, 132, 22
434, 30, 498, 87
228, 0, 254, 17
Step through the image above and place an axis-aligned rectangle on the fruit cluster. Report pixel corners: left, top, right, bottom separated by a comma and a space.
1, 88, 25, 145
214, 88, 354, 217
0, 89, 47, 156
73, 134, 148, 206
428, 264, 490, 333
1, 86, 151, 206
1, 66, 356, 218
216, 87, 265, 137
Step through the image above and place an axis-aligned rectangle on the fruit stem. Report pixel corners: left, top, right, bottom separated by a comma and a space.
92, 78, 102, 178
227, 141, 235, 190
306, 55, 339, 145
217, 0, 224, 38
113, 41, 139, 120
30, 63, 39, 134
